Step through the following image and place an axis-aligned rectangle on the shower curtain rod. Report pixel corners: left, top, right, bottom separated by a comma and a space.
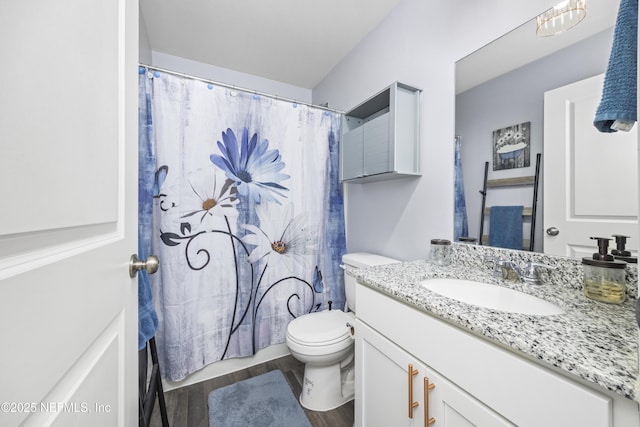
139, 64, 344, 114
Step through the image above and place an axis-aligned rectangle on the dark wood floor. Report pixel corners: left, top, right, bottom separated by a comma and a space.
149, 354, 354, 427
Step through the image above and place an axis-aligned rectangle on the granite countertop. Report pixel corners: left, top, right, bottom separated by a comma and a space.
350, 248, 639, 402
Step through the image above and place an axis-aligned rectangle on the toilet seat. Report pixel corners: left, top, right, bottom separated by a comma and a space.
287, 310, 354, 347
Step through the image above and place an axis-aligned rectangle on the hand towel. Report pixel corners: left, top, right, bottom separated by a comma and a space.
594, 0, 638, 133
489, 206, 523, 250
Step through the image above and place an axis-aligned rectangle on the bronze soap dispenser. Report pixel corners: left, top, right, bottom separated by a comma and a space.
582, 237, 627, 304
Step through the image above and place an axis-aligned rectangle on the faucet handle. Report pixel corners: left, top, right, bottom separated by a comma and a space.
522, 262, 556, 284
484, 255, 505, 277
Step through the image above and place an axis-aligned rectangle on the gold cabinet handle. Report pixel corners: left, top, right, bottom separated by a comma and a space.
408, 364, 420, 418
424, 376, 436, 426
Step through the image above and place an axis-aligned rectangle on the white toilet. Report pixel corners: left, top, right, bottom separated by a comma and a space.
285, 252, 400, 411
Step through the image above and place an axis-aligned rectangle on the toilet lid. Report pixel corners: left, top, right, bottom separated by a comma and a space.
287, 310, 352, 345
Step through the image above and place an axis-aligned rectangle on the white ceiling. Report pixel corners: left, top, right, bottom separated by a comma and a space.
140, 0, 402, 89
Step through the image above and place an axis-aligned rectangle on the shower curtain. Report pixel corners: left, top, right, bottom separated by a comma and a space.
454, 136, 469, 241
138, 68, 347, 381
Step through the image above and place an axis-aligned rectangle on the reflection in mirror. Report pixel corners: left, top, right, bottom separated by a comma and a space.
455, 1, 620, 254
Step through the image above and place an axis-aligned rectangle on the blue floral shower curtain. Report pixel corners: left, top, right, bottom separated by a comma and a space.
138, 68, 346, 381
454, 136, 469, 241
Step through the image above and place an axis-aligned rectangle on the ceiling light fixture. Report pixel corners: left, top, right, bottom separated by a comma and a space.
536, 0, 587, 37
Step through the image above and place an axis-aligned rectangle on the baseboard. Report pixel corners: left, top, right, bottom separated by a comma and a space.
161, 343, 291, 391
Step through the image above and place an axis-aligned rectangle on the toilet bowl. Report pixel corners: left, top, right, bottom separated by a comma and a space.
285, 252, 400, 411
286, 309, 356, 411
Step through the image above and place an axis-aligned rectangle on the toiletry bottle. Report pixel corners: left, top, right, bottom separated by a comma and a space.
582, 237, 627, 304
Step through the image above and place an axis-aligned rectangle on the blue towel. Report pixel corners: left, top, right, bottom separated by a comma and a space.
594, 0, 638, 133
138, 260, 159, 350
489, 206, 523, 250
138, 70, 159, 350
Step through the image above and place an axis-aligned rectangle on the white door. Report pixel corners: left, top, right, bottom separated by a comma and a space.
0, 1, 138, 426
543, 74, 638, 258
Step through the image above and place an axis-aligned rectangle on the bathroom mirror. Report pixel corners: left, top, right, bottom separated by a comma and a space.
455, 0, 621, 254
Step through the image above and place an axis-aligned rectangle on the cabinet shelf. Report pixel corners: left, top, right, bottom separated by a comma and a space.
486, 176, 536, 187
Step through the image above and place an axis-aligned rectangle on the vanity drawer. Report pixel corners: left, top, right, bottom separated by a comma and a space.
356, 284, 612, 427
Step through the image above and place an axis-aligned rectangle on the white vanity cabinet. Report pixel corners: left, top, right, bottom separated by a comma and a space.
357, 320, 513, 427
356, 320, 428, 426
340, 82, 420, 183
355, 283, 640, 427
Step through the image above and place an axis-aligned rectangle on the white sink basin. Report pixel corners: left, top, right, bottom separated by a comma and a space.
420, 278, 565, 316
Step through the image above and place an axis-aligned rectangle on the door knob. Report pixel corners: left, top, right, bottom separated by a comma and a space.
546, 227, 559, 236
129, 254, 159, 278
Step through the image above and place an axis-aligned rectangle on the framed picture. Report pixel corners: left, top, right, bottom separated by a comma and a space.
492, 122, 530, 171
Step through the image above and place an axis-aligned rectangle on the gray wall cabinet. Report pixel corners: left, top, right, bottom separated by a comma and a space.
340, 82, 421, 183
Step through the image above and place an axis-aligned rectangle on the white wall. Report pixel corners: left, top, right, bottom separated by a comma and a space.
313, 0, 556, 261
147, 51, 313, 103
139, 5, 152, 65
138, 8, 311, 103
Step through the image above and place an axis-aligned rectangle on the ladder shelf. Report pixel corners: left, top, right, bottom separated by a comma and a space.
478, 153, 541, 251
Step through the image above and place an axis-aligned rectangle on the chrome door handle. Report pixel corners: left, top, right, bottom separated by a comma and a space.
129, 254, 159, 278
546, 227, 559, 236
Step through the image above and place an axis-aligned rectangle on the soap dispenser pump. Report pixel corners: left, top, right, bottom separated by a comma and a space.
611, 234, 637, 263
582, 237, 627, 304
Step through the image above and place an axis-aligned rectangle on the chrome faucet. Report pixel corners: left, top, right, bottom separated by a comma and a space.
496, 259, 523, 282
486, 257, 556, 285
485, 256, 507, 278
502, 260, 556, 284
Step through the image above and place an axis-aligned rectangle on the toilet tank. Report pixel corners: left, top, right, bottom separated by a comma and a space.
342, 252, 400, 312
